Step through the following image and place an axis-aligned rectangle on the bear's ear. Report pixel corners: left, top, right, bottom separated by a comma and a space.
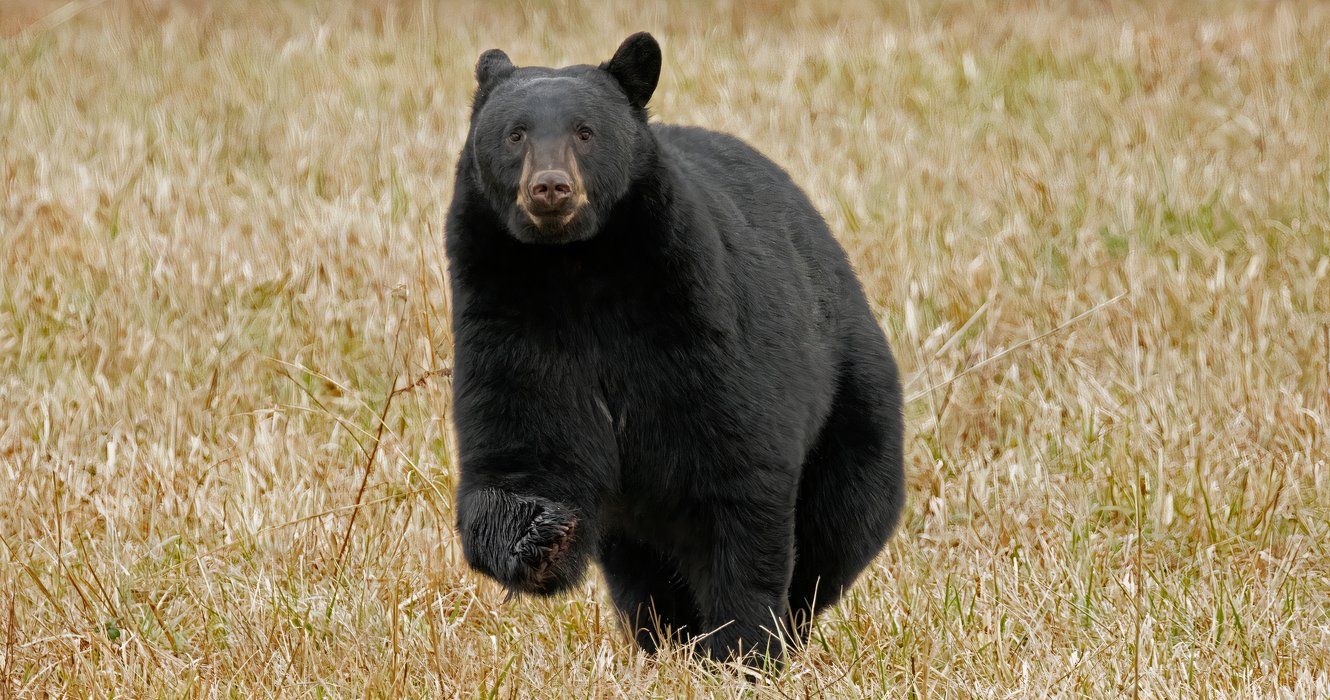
601, 32, 661, 112
475, 48, 515, 88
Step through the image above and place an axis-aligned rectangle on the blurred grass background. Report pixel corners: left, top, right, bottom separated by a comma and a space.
1, 0, 1328, 695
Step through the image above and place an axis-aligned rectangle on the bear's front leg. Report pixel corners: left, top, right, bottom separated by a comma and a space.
693, 497, 797, 669
457, 488, 582, 596
448, 327, 613, 598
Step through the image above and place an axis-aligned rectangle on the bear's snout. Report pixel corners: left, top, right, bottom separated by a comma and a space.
527, 169, 575, 212
516, 139, 589, 233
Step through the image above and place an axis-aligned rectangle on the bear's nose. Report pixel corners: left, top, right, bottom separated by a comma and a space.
528, 170, 574, 211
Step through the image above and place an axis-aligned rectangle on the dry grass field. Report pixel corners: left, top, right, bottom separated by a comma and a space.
2, 0, 1329, 696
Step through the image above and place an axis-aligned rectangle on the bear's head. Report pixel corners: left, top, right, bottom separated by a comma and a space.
464, 33, 661, 244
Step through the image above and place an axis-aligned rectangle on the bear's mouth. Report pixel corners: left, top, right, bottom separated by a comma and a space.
510, 201, 597, 244
521, 190, 588, 227
525, 207, 580, 228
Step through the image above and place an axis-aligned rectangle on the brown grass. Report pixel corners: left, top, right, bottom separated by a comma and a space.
2, 0, 1328, 696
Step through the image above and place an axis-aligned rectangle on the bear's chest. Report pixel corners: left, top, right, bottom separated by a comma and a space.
590, 322, 818, 503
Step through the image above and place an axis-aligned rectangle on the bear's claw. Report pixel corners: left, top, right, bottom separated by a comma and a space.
508, 502, 578, 590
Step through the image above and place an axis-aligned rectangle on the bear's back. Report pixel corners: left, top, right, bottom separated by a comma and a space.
650, 123, 860, 332
652, 124, 812, 228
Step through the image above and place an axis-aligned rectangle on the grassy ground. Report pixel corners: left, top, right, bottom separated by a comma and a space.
2, 0, 1329, 696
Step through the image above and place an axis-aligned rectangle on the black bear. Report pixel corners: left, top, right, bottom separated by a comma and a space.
446, 33, 905, 667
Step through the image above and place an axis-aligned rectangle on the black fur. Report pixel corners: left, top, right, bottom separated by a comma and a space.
447, 33, 905, 668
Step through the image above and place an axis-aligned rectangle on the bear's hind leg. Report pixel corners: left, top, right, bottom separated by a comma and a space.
787, 343, 905, 643
599, 532, 702, 654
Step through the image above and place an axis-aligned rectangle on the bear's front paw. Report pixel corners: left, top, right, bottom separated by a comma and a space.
508, 500, 579, 593
458, 489, 587, 596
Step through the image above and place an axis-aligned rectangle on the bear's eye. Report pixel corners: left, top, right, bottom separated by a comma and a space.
507, 129, 525, 144
576, 127, 594, 142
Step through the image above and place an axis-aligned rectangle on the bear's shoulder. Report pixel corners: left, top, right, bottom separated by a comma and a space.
651, 124, 768, 167
649, 123, 797, 199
